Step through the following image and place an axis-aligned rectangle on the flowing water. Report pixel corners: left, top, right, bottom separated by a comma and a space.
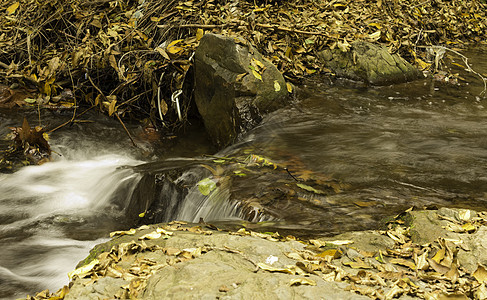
1, 48, 486, 298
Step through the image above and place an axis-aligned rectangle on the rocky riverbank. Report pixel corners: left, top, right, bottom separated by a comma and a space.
24, 207, 487, 299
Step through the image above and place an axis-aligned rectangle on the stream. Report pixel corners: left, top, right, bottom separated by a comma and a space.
1, 48, 487, 299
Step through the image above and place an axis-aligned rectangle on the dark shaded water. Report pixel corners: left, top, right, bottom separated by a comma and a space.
1, 48, 486, 298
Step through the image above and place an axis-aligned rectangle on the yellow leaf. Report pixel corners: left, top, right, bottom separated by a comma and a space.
474, 265, 487, 283
290, 278, 316, 286
139, 231, 163, 240
432, 248, 445, 264
167, 46, 183, 55
389, 258, 416, 270
110, 228, 136, 237
42, 132, 49, 141
156, 227, 174, 235
368, 22, 382, 29
7, 2, 20, 15
196, 28, 204, 41
108, 99, 117, 116
236, 72, 247, 82
138, 211, 145, 217
252, 58, 266, 70
44, 82, 52, 96
95, 94, 102, 106
167, 39, 183, 48
257, 263, 295, 274
415, 58, 431, 70
461, 223, 476, 232
251, 69, 263, 81
343, 260, 372, 269
286, 82, 293, 93
274, 80, 281, 92
317, 249, 339, 258
68, 259, 99, 280
151, 16, 163, 22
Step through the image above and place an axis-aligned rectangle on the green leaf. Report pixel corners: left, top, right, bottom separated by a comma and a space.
197, 177, 216, 196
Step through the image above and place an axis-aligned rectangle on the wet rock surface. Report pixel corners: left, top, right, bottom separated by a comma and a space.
29, 207, 487, 300
194, 33, 289, 148
318, 41, 422, 85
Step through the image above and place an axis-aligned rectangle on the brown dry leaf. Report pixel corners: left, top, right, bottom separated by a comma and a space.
415, 251, 429, 271
389, 258, 416, 270
317, 249, 340, 259
431, 248, 446, 264
427, 258, 450, 274
343, 259, 372, 269
473, 265, 487, 283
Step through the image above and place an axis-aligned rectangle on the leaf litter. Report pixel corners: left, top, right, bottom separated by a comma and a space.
0, 0, 486, 131
22, 208, 487, 299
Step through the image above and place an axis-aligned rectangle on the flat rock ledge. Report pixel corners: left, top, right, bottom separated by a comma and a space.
25, 208, 487, 300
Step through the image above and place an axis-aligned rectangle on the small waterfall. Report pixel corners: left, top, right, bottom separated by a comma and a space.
0, 155, 143, 299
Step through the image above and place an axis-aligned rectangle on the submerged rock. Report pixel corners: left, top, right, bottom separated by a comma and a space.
194, 33, 289, 148
318, 40, 421, 85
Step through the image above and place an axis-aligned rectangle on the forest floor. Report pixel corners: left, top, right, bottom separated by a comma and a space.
1, 0, 486, 127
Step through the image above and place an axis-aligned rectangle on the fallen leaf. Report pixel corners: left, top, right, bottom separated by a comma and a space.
67, 259, 99, 280
389, 258, 416, 270
110, 228, 136, 237
196, 28, 204, 41
7, 2, 20, 15
290, 278, 316, 286
296, 183, 326, 194
474, 265, 487, 283
257, 263, 295, 274
251, 69, 263, 81
274, 80, 281, 91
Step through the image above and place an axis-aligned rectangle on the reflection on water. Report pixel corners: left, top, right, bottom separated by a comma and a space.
232, 54, 487, 234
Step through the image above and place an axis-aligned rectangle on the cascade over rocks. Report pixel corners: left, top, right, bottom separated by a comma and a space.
318, 41, 422, 85
194, 33, 289, 148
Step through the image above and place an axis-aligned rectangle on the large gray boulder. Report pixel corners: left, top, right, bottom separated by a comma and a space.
194, 34, 288, 148
318, 40, 421, 85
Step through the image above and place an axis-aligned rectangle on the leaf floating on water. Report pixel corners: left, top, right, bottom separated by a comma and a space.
110, 228, 136, 237
68, 259, 99, 280
296, 183, 326, 195
197, 177, 216, 196
290, 278, 316, 286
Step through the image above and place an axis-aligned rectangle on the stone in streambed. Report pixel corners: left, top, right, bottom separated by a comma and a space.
318, 40, 421, 85
194, 33, 289, 148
